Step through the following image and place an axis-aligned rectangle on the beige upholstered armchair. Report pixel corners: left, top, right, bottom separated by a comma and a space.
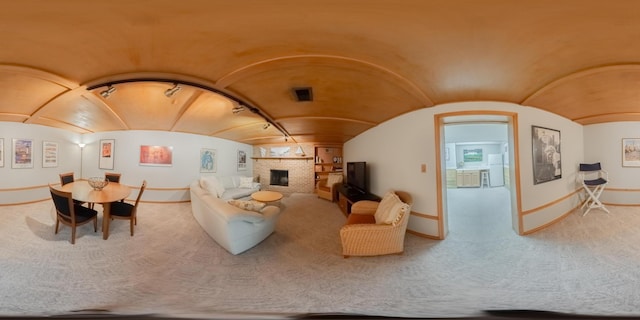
316, 173, 343, 202
339, 190, 412, 258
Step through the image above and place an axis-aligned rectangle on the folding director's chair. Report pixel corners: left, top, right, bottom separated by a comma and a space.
578, 162, 609, 216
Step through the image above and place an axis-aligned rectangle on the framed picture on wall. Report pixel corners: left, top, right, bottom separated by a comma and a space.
140, 145, 173, 166
622, 138, 640, 167
99, 139, 115, 169
531, 125, 561, 184
42, 141, 58, 168
12, 138, 33, 169
0, 138, 4, 167
237, 150, 247, 171
200, 148, 217, 173
463, 148, 483, 162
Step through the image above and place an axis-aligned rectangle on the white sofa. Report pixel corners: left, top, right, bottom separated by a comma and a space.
199, 175, 261, 200
190, 180, 281, 255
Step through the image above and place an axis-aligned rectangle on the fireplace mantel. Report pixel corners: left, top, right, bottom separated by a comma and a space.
252, 157, 315, 194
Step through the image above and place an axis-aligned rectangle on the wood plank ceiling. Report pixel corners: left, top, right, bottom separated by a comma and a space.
1, 1, 640, 145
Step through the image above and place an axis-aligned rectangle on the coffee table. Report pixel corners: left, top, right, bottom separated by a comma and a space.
251, 190, 283, 206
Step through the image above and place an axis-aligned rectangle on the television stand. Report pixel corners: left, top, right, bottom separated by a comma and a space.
337, 184, 381, 216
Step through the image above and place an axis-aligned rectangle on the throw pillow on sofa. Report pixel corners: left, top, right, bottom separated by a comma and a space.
238, 176, 254, 188
374, 191, 403, 224
200, 176, 226, 198
228, 199, 266, 212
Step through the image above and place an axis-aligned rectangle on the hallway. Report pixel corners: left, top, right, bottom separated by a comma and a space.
447, 186, 513, 240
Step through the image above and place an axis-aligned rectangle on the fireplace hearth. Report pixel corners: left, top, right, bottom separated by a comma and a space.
270, 169, 289, 186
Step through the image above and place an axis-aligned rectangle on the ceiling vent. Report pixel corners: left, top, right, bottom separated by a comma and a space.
292, 87, 313, 102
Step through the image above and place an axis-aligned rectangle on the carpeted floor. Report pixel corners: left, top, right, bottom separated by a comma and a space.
2, 191, 640, 318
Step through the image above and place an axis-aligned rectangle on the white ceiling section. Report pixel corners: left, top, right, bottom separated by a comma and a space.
1, 1, 640, 145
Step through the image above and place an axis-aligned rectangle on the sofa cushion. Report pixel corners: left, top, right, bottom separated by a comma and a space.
228, 199, 266, 212
221, 188, 256, 200
346, 213, 376, 225
238, 176, 254, 188
200, 176, 225, 198
326, 173, 342, 186
216, 176, 234, 189
374, 191, 402, 224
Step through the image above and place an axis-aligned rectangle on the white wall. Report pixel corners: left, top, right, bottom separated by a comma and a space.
584, 122, 640, 205
0, 123, 81, 203
80, 130, 253, 202
344, 101, 584, 237
0, 124, 253, 204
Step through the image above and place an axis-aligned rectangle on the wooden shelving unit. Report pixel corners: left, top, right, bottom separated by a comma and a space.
314, 145, 343, 189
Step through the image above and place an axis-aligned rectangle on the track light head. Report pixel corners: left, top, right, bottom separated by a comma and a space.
99, 85, 116, 98
232, 105, 246, 114
164, 83, 181, 97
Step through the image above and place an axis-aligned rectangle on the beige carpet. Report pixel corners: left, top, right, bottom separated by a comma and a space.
2, 192, 640, 318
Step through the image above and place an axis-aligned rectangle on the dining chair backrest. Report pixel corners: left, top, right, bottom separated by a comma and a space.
50, 185, 74, 222
49, 184, 98, 244
105, 172, 121, 183
108, 180, 148, 237
134, 180, 147, 207
59, 172, 75, 186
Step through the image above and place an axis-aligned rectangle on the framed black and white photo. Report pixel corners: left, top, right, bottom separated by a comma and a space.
200, 148, 217, 173
532, 125, 561, 184
99, 139, 115, 169
237, 150, 247, 171
12, 138, 33, 169
42, 141, 58, 168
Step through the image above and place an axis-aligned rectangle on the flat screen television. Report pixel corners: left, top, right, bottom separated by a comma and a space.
346, 161, 367, 194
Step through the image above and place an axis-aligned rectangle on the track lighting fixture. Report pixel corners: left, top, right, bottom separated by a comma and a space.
232, 105, 246, 114
87, 78, 293, 141
99, 85, 116, 98
164, 83, 181, 97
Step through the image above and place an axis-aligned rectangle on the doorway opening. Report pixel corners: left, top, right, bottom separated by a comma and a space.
436, 112, 520, 239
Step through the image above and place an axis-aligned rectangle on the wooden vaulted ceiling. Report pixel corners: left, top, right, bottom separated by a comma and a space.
1, 1, 640, 145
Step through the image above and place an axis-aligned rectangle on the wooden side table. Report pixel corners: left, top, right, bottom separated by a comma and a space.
251, 190, 283, 206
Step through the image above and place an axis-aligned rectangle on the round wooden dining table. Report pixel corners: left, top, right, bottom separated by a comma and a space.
58, 181, 131, 240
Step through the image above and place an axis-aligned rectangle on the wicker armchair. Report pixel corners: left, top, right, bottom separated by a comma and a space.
339, 190, 412, 258
316, 173, 343, 202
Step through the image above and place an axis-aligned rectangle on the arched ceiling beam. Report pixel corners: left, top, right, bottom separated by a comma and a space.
276, 116, 377, 126
523, 64, 640, 124
0, 64, 77, 89
523, 64, 640, 105
169, 90, 203, 132
216, 54, 434, 107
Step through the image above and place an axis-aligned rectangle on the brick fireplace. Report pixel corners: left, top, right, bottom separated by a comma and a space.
253, 144, 315, 195
270, 169, 289, 186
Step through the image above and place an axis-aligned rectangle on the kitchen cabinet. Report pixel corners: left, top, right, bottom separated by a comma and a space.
456, 170, 480, 187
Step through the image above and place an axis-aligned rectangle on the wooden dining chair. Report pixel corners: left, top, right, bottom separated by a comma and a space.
109, 180, 146, 236
49, 184, 98, 244
105, 172, 121, 183
59, 172, 75, 186
59, 172, 87, 207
